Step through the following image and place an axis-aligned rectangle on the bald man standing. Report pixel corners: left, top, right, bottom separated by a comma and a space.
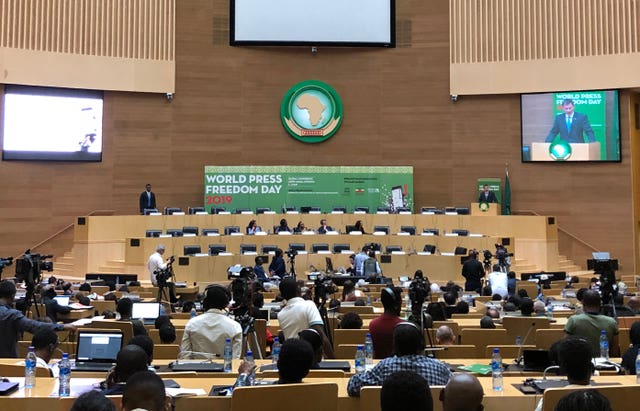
440, 373, 484, 411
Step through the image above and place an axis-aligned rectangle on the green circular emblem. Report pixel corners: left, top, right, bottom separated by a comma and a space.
549, 140, 572, 161
479, 201, 489, 212
281, 80, 343, 143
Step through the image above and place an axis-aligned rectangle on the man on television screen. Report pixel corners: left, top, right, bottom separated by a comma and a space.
545, 98, 596, 143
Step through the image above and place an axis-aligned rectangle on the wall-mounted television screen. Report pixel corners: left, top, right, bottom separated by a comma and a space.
2, 85, 103, 161
521, 90, 620, 162
230, 0, 395, 47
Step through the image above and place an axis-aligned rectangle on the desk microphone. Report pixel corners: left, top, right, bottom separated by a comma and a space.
514, 321, 537, 366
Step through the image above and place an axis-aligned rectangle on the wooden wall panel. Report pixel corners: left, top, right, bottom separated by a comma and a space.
0, 0, 635, 276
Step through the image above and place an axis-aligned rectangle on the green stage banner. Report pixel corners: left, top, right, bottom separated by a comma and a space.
204, 166, 413, 213
476, 178, 502, 204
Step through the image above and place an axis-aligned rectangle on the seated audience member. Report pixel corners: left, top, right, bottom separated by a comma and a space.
276, 218, 291, 233
491, 294, 502, 301
507, 271, 517, 296
329, 299, 341, 310
347, 322, 452, 396
440, 373, 484, 411
41, 285, 71, 322
613, 294, 636, 317
442, 280, 462, 295
293, 221, 306, 233
426, 302, 447, 322
621, 321, 640, 374
503, 302, 517, 312
342, 280, 357, 302
517, 288, 529, 299
180, 284, 242, 358
455, 300, 470, 314
154, 314, 172, 329
520, 298, 534, 316
534, 337, 595, 411
122, 370, 169, 411
627, 296, 640, 314
253, 256, 269, 282
369, 287, 404, 359
554, 390, 612, 411
61, 282, 73, 295
346, 254, 356, 275
381, 371, 433, 411
435, 325, 456, 345
481, 286, 492, 297
128, 335, 154, 366
159, 323, 177, 344
181, 300, 195, 313
533, 300, 546, 316
71, 391, 116, 411
443, 292, 458, 319
103, 345, 150, 395
298, 328, 323, 368
339, 312, 363, 329
480, 316, 496, 329
564, 290, 619, 357
19, 329, 60, 377
564, 276, 580, 289
246, 219, 262, 235
430, 282, 441, 294
236, 338, 315, 386
486, 308, 500, 319
78, 282, 92, 292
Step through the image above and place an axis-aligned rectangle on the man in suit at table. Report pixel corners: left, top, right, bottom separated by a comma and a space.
317, 218, 333, 234
545, 98, 596, 143
139, 183, 156, 214
478, 185, 497, 203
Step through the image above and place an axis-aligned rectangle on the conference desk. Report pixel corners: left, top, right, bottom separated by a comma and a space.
3, 374, 636, 411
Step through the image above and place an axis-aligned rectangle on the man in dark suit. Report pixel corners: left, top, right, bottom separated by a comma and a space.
545, 98, 596, 143
139, 183, 156, 214
317, 218, 333, 234
478, 185, 497, 203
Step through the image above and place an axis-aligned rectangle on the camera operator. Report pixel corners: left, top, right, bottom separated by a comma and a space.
494, 244, 512, 272
268, 248, 287, 278
147, 244, 178, 303
461, 250, 485, 292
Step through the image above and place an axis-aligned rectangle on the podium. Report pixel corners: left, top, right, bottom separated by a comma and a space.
531, 142, 601, 161
470, 202, 501, 216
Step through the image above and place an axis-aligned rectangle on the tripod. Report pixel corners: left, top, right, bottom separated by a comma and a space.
287, 255, 297, 280
22, 283, 40, 317
238, 315, 263, 359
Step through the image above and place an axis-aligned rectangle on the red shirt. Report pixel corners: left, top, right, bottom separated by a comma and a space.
368, 313, 404, 359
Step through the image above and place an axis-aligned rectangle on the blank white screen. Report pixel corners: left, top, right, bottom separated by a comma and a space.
233, 0, 392, 44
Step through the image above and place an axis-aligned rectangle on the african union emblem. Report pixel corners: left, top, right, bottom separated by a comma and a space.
281, 80, 343, 143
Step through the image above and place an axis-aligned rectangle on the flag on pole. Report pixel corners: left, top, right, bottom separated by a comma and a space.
502, 166, 511, 215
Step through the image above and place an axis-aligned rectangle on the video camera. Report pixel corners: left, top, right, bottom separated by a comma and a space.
286, 249, 298, 259
15, 250, 53, 287
154, 255, 175, 285
313, 273, 337, 306
0, 256, 13, 274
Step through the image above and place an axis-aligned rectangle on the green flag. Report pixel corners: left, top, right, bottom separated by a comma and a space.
503, 170, 511, 215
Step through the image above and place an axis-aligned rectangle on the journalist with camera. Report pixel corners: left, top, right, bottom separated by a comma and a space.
147, 244, 178, 304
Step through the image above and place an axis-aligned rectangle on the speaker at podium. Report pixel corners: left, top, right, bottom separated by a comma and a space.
530, 141, 601, 161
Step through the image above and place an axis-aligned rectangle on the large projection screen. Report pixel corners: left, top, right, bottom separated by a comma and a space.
230, 0, 395, 47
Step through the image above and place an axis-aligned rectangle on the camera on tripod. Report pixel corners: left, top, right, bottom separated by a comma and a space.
0, 256, 13, 274
286, 249, 298, 259
15, 250, 54, 287
154, 255, 175, 285
313, 274, 337, 306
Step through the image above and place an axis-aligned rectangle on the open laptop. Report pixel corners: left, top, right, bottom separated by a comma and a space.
522, 349, 551, 372
72, 330, 123, 372
53, 295, 70, 306
132, 302, 161, 325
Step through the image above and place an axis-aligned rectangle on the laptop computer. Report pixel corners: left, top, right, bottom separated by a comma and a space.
53, 295, 70, 306
316, 361, 351, 371
132, 302, 161, 325
72, 330, 123, 372
523, 349, 551, 372
169, 361, 225, 372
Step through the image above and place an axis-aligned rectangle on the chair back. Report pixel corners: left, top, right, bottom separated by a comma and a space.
333, 329, 369, 350
231, 382, 338, 411
338, 306, 374, 314
459, 328, 510, 357
542, 385, 640, 411
335, 344, 359, 359
88, 321, 134, 345
0, 363, 51, 377
501, 316, 550, 345
534, 328, 566, 350
430, 345, 477, 359
360, 386, 446, 411
154, 344, 180, 359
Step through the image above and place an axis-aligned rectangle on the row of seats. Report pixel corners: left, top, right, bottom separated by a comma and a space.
143, 206, 473, 215
145, 226, 470, 237
179, 243, 464, 256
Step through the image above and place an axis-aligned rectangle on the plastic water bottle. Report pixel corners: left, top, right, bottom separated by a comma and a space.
190, 307, 197, 318
491, 348, 503, 391
355, 345, 365, 374
515, 335, 522, 346
364, 333, 374, 370
635, 352, 640, 383
58, 353, 71, 397
245, 350, 255, 386
404, 295, 411, 320
25, 346, 37, 389
547, 304, 553, 319
223, 338, 233, 372
599, 330, 609, 359
272, 337, 281, 363
561, 288, 567, 298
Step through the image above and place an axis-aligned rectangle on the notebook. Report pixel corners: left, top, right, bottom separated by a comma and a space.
72, 330, 123, 372
132, 302, 161, 325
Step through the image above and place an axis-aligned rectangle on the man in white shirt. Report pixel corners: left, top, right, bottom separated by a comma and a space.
147, 244, 177, 303
488, 264, 508, 298
180, 285, 242, 358
278, 277, 334, 358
